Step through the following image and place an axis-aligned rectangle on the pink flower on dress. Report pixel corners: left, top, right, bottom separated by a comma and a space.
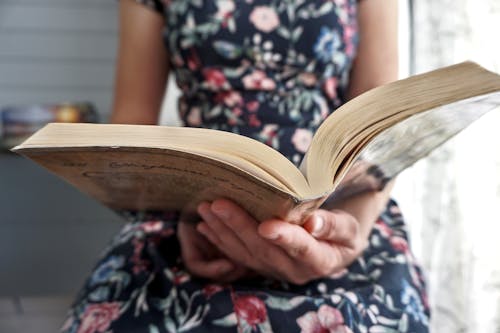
139, 221, 163, 234
173, 271, 190, 285
216, 0, 235, 16
249, 6, 280, 33
215, 90, 243, 107
131, 238, 149, 274
242, 70, 276, 90
390, 236, 409, 253
261, 124, 278, 145
246, 100, 260, 112
167, 266, 191, 285
233, 295, 268, 329
297, 305, 352, 333
216, 0, 235, 25
228, 107, 243, 125
323, 77, 338, 100
187, 48, 202, 71
299, 72, 318, 87
248, 113, 261, 127
77, 303, 121, 333
186, 107, 202, 126
172, 53, 184, 67
343, 25, 357, 57
203, 68, 228, 90
232, 107, 243, 117
61, 316, 75, 331
203, 284, 224, 298
333, 0, 349, 6
291, 128, 313, 153
389, 204, 401, 215
375, 219, 393, 238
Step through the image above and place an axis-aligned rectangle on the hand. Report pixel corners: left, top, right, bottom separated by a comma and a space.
196, 199, 368, 285
177, 220, 251, 282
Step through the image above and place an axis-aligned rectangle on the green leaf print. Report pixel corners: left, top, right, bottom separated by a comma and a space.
149, 324, 160, 333
265, 295, 308, 310
213, 312, 238, 327
277, 26, 291, 39
213, 41, 244, 59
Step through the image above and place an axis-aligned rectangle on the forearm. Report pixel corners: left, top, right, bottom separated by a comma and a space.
111, 0, 168, 125
335, 0, 399, 239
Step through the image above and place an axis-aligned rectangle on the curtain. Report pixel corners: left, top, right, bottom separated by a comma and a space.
393, 0, 500, 331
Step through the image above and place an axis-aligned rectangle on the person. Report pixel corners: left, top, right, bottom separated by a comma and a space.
61, 0, 430, 332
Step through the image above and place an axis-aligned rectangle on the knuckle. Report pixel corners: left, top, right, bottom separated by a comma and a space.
347, 220, 359, 239
321, 263, 335, 276
322, 218, 335, 239
288, 244, 310, 258
314, 260, 335, 277
278, 233, 294, 247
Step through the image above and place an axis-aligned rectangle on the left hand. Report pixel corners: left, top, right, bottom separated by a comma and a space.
178, 220, 251, 282
196, 199, 368, 285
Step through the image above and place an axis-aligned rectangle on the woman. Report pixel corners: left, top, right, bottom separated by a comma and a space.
61, 0, 429, 332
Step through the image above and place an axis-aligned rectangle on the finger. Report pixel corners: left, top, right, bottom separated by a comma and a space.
210, 199, 258, 235
258, 219, 318, 259
210, 199, 270, 251
303, 210, 359, 247
178, 223, 235, 279
196, 221, 221, 247
209, 199, 261, 254
198, 201, 253, 265
259, 220, 342, 279
210, 200, 300, 279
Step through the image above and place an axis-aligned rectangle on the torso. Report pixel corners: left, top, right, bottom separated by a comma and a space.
160, 0, 359, 163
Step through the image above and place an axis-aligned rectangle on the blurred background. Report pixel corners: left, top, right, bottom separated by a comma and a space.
0, 0, 499, 332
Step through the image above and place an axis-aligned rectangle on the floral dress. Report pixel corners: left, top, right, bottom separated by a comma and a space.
61, 0, 430, 332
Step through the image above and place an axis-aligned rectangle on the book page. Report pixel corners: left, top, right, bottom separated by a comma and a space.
328, 91, 500, 201
302, 62, 500, 197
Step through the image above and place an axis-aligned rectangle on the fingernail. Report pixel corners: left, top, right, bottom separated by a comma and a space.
262, 232, 280, 240
198, 203, 215, 223
311, 216, 324, 237
211, 204, 230, 220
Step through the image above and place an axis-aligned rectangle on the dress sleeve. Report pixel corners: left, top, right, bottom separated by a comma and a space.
134, 0, 164, 14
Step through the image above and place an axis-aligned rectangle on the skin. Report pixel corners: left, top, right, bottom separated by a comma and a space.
113, 0, 399, 284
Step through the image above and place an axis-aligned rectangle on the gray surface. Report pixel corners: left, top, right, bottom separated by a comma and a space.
0, 154, 124, 296
0, 0, 122, 296
0, 296, 72, 333
0, 2, 116, 32
0, 1, 125, 331
0, 0, 118, 121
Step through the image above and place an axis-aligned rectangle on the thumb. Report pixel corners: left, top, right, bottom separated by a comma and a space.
303, 209, 358, 244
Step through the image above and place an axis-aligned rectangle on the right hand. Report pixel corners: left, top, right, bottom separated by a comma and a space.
195, 200, 366, 285
177, 220, 251, 282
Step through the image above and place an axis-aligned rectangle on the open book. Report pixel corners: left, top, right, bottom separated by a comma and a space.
12, 62, 500, 224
